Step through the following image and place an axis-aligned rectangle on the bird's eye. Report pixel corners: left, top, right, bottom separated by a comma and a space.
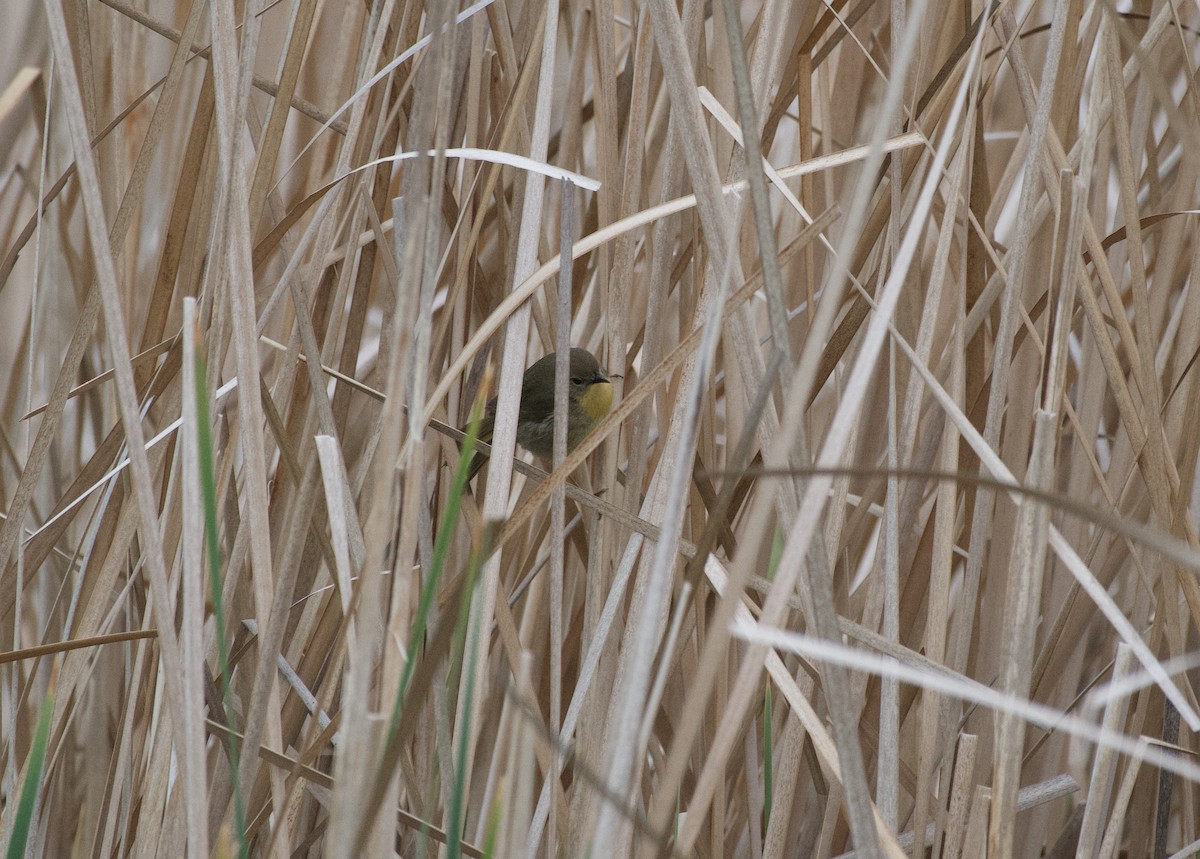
571, 377, 583, 385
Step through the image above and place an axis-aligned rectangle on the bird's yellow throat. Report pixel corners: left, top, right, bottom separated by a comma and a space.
580, 380, 613, 422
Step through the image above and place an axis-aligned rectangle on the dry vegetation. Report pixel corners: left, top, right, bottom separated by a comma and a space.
3, 0, 1200, 856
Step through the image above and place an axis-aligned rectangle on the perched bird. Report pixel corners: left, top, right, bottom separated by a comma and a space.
465, 348, 613, 479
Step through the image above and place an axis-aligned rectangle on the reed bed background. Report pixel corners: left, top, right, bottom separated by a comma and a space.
1, 0, 1199, 856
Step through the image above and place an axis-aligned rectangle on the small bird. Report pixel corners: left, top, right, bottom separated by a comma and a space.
465, 348, 613, 479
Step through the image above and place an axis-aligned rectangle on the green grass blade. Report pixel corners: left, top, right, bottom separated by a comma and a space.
193, 348, 248, 859
388, 393, 486, 736
7, 666, 55, 859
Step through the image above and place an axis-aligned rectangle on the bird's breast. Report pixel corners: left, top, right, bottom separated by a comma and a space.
580, 380, 613, 422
